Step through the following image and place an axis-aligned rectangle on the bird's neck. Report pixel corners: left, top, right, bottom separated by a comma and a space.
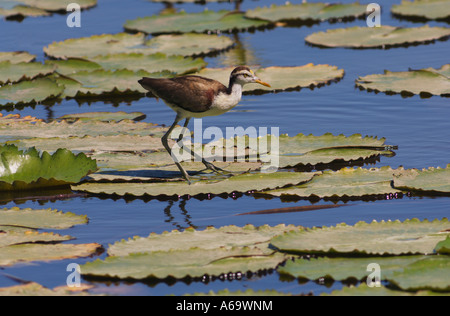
227, 77, 243, 98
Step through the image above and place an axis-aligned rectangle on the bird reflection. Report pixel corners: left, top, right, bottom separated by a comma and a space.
163, 199, 197, 231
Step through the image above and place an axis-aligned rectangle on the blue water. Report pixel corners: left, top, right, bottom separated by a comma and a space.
0, 0, 449, 295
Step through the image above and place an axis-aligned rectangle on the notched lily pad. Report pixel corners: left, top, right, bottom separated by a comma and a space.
0, 78, 64, 107
270, 218, 450, 256
0, 51, 36, 64
0, 61, 55, 85
196, 64, 345, 94
305, 25, 450, 48
124, 10, 270, 35
0, 144, 97, 191
391, 0, 450, 21
44, 32, 234, 59
393, 164, 450, 194
356, 64, 450, 97
19, 0, 97, 12
245, 2, 367, 23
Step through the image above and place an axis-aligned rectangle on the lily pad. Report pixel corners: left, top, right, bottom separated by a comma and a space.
0, 243, 101, 267
262, 167, 405, 199
0, 230, 73, 248
0, 144, 97, 191
57, 111, 146, 123
323, 283, 447, 296
391, 0, 450, 21
0, 61, 55, 84
0, 4, 49, 18
305, 25, 450, 48
0, 282, 96, 296
279, 255, 426, 281
387, 257, 450, 291
72, 171, 318, 198
393, 164, 450, 194
0, 78, 64, 107
19, 0, 97, 12
108, 224, 302, 257
123, 10, 270, 35
0, 207, 88, 229
196, 64, 345, 94
0, 51, 36, 63
356, 64, 450, 97
81, 246, 286, 280
245, 2, 367, 23
270, 218, 450, 256
44, 32, 234, 59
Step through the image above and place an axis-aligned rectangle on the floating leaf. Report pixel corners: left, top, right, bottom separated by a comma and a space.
108, 224, 302, 257
0, 282, 96, 296
323, 283, 446, 296
72, 171, 318, 198
0, 61, 54, 84
0, 4, 49, 18
245, 2, 366, 23
0, 207, 88, 229
124, 10, 270, 35
263, 167, 403, 199
19, 0, 97, 12
0, 78, 64, 107
82, 246, 286, 280
0, 243, 101, 267
44, 32, 234, 59
57, 111, 146, 123
391, 0, 450, 20
279, 255, 426, 281
196, 64, 345, 94
435, 236, 450, 254
393, 164, 450, 194
305, 25, 450, 48
0, 144, 97, 191
0, 51, 36, 64
270, 218, 450, 256
0, 230, 73, 248
356, 65, 450, 97
387, 257, 450, 291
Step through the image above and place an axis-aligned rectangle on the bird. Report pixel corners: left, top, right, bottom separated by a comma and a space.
138, 66, 271, 184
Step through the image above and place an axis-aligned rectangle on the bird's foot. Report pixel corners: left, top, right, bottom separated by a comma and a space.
202, 161, 231, 174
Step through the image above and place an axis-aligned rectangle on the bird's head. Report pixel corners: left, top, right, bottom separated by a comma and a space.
230, 66, 271, 88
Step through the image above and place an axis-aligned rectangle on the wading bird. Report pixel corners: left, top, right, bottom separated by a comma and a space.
138, 66, 270, 184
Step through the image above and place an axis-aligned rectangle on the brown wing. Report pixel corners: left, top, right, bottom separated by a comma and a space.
138, 76, 227, 113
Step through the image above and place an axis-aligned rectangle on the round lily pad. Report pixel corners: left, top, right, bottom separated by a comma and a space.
0, 61, 55, 85
0, 51, 36, 64
19, 0, 97, 12
305, 25, 450, 48
0, 4, 49, 18
356, 64, 450, 97
44, 32, 234, 59
391, 0, 450, 21
124, 10, 270, 35
245, 2, 367, 23
393, 164, 450, 194
196, 64, 345, 94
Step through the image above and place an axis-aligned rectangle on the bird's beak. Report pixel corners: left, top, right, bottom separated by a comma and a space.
254, 77, 271, 88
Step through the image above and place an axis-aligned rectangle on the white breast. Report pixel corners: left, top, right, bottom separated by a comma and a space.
210, 84, 242, 113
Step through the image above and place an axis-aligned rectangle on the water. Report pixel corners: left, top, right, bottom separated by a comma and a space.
0, 0, 449, 295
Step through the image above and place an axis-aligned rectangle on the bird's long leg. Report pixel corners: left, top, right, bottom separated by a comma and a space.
162, 115, 191, 184
177, 118, 191, 143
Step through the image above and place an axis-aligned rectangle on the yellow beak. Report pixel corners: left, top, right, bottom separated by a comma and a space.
255, 78, 271, 88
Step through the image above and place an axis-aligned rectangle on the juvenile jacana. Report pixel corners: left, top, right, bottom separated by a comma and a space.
138, 66, 271, 184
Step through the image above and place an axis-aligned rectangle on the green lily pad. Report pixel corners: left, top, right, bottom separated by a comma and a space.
124, 10, 270, 35
270, 218, 450, 256
0, 243, 101, 267
81, 246, 286, 280
356, 65, 450, 97
0, 61, 55, 84
263, 167, 404, 199
0, 282, 97, 296
387, 257, 450, 291
245, 2, 367, 23
0, 77, 64, 107
0, 207, 88, 229
0, 51, 36, 63
279, 255, 426, 281
435, 236, 450, 254
57, 111, 146, 123
44, 32, 234, 59
393, 164, 450, 194
196, 64, 345, 93
305, 25, 450, 48
19, 0, 97, 12
0, 4, 49, 18
108, 224, 302, 257
0, 144, 97, 191
391, 0, 450, 20
47, 54, 206, 76
72, 171, 318, 198
323, 283, 448, 296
